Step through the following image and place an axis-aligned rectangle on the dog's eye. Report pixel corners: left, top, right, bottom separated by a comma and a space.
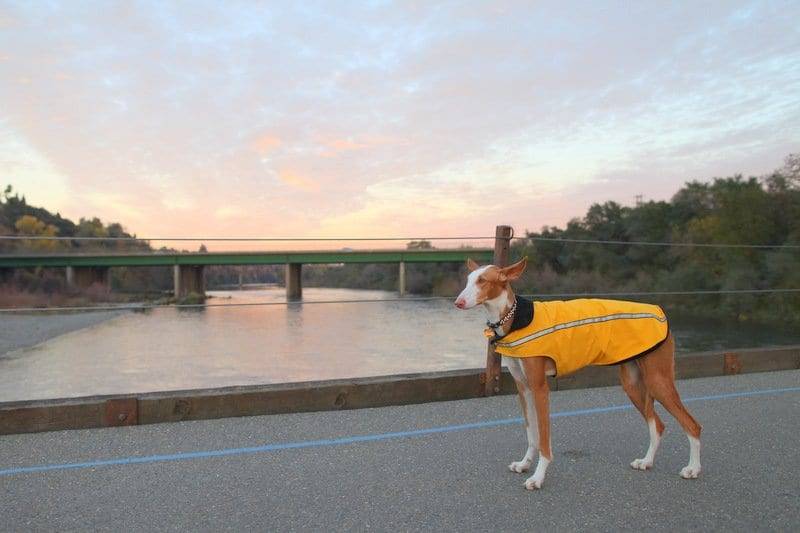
477, 276, 486, 283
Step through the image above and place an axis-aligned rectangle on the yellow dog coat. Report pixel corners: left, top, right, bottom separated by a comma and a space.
494, 298, 669, 377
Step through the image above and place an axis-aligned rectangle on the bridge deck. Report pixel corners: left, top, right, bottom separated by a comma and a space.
0, 248, 494, 268
1, 370, 798, 531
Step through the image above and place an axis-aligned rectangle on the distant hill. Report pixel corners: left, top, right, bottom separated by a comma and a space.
0, 185, 149, 254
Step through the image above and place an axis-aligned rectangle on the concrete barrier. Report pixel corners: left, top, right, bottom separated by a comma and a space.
1, 346, 798, 435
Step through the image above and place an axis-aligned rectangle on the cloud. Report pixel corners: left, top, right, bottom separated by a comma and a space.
252, 134, 282, 156
0, 0, 797, 244
325, 139, 366, 151
318, 134, 405, 157
277, 170, 319, 193
214, 206, 240, 220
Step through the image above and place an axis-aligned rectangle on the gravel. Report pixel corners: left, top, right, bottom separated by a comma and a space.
0, 311, 125, 356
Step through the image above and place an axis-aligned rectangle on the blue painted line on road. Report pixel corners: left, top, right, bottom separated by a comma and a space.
1, 385, 798, 478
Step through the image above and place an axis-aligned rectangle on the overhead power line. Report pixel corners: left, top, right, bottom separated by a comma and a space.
520, 236, 800, 250
0, 235, 496, 242
0, 234, 798, 249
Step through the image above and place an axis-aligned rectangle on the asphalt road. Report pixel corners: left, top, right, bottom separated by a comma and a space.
1, 370, 798, 532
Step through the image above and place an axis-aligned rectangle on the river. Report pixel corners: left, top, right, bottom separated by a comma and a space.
0, 287, 798, 402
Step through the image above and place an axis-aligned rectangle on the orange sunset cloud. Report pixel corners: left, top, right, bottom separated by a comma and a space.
252, 134, 282, 156
278, 170, 319, 193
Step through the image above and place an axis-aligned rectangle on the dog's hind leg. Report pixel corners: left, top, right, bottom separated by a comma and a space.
619, 362, 664, 471
639, 334, 703, 479
504, 356, 537, 473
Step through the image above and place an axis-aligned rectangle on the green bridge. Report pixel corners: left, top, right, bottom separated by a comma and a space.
0, 248, 493, 299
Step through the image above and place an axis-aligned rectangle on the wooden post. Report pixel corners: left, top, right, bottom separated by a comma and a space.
398, 261, 406, 297
485, 225, 513, 396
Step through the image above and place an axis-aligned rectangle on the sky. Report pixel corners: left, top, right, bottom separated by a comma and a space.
0, 0, 798, 245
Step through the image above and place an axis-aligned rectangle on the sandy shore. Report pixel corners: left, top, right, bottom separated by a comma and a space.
0, 311, 126, 356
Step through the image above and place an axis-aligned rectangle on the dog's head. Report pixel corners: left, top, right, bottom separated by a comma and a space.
454, 257, 527, 309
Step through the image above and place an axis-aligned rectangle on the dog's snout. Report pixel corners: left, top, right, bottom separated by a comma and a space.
454, 298, 466, 309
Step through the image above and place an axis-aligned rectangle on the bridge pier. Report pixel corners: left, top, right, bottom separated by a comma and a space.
398, 261, 406, 297
66, 266, 110, 291
173, 265, 205, 299
286, 263, 302, 301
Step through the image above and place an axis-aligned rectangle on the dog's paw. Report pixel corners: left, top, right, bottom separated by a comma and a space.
679, 465, 701, 479
508, 459, 532, 473
524, 474, 545, 490
630, 458, 653, 471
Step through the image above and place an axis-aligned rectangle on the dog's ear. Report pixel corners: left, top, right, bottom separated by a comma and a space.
466, 258, 480, 272
499, 257, 527, 281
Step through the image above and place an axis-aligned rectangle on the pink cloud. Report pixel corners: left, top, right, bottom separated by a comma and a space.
277, 170, 320, 193
326, 138, 367, 151
318, 135, 407, 157
252, 134, 282, 156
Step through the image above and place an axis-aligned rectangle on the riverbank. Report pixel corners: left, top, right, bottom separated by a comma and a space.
0, 289, 209, 356
0, 287, 172, 311
0, 310, 126, 356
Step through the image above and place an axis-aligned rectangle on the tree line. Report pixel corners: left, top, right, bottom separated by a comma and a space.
509, 155, 799, 325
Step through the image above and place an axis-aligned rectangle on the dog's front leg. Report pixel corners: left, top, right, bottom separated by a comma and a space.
504, 357, 537, 473
522, 357, 553, 490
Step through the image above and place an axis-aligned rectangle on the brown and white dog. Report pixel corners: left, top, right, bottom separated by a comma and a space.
455, 257, 702, 490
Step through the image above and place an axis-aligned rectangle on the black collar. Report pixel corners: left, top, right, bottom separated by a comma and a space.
490, 296, 534, 344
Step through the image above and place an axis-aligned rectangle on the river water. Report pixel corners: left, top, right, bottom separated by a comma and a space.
0, 287, 798, 401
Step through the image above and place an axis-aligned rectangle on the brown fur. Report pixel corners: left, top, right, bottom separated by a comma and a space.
513, 379, 529, 429
521, 356, 553, 459
628, 333, 702, 439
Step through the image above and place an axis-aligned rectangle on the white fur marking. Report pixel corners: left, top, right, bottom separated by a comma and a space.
524, 454, 551, 490
483, 289, 511, 327
680, 435, 701, 479
455, 265, 491, 309
630, 418, 660, 471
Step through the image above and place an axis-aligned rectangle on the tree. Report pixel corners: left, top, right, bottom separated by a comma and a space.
781, 153, 800, 188
76, 217, 109, 238
14, 215, 59, 252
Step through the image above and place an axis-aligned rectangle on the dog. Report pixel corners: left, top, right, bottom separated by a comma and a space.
454, 257, 701, 490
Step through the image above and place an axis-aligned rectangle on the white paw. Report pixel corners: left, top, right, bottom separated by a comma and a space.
630, 458, 653, 471
508, 459, 532, 473
524, 474, 545, 490
680, 465, 701, 479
